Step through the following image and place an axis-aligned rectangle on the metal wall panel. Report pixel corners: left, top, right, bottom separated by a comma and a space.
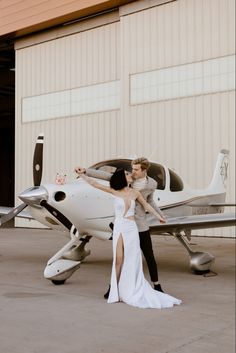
0, 0, 131, 36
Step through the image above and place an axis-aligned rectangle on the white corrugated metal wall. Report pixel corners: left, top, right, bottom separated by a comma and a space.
15, 0, 235, 236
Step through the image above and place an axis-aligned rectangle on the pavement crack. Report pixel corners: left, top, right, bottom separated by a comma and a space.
165, 324, 232, 353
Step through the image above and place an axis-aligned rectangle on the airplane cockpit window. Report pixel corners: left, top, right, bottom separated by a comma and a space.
90, 160, 166, 190
168, 168, 184, 192
148, 163, 166, 190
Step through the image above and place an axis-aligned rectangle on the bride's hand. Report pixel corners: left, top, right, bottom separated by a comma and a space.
159, 216, 166, 223
74, 167, 86, 176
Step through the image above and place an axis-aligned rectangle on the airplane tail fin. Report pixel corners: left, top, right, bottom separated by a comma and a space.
207, 149, 229, 194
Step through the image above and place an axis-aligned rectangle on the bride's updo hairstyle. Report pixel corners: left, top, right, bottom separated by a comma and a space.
110, 169, 128, 190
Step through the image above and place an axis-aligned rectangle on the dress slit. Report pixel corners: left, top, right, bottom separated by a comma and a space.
114, 233, 124, 286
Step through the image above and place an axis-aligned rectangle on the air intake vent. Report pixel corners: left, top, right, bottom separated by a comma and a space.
54, 191, 66, 202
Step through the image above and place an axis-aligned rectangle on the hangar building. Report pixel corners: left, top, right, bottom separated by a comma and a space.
0, 0, 235, 236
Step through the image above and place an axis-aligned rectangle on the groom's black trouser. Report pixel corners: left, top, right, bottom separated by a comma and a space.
139, 230, 158, 282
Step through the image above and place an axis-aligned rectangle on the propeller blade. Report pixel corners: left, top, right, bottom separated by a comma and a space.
40, 200, 74, 231
0, 203, 27, 226
33, 133, 44, 186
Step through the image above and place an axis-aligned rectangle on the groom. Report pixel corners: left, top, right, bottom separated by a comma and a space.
129, 157, 166, 292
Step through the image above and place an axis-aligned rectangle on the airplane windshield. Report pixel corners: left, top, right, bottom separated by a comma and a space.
90, 159, 166, 190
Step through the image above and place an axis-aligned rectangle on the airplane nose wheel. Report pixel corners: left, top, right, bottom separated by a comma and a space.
51, 279, 66, 285
44, 259, 81, 285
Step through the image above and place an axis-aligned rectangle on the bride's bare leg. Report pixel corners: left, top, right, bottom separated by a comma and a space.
115, 234, 124, 283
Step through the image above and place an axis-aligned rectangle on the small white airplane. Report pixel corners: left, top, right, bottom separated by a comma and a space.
0, 134, 235, 285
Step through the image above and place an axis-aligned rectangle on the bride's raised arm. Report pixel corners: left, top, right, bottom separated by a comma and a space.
78, 171, 114, 194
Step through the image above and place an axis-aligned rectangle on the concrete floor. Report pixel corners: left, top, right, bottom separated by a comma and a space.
0, 227, 235, 353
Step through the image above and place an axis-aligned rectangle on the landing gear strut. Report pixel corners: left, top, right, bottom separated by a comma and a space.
62, 235, 92, 262
44, 228, 92, 285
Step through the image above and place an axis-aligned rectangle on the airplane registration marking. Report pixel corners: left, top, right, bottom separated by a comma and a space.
220, 161, 229, 186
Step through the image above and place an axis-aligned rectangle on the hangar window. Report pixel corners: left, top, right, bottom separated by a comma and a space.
22, 80, 120, 122
168, 169, 183, 192
130, 55, 235, 105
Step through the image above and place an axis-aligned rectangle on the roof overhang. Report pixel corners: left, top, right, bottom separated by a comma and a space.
0, 0, 135, 39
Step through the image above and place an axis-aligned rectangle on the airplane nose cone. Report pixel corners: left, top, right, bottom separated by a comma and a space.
19, 186, 48, 207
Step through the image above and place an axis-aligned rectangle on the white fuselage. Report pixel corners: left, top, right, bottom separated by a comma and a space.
28, 172, 226, 240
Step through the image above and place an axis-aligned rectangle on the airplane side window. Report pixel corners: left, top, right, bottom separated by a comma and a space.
147, 164, 166, 190
169, 169, 183, 192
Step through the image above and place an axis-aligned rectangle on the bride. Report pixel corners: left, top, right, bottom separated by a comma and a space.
77, 168, 182, 309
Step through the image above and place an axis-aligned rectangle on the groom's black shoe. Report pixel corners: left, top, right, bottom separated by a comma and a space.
104, 285, 111, 299
154, 283, 164, 293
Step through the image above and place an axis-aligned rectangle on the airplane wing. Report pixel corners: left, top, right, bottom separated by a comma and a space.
149, 212, 236, 234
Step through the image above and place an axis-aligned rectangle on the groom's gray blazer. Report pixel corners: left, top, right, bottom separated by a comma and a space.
85, 168, 164, 232
133, 176, 164, 232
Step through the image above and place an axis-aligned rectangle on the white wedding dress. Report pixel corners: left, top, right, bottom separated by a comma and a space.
107, 196, 182, 309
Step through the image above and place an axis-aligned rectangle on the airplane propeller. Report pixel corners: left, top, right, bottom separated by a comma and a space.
40, 200, 74, 231
0, 133, 72, 233
0, 133, 45, 226
13, 133, 78, 235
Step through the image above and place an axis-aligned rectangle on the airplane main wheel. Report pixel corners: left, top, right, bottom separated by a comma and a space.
51, 279, 66, 285
193, 269, 210, 275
